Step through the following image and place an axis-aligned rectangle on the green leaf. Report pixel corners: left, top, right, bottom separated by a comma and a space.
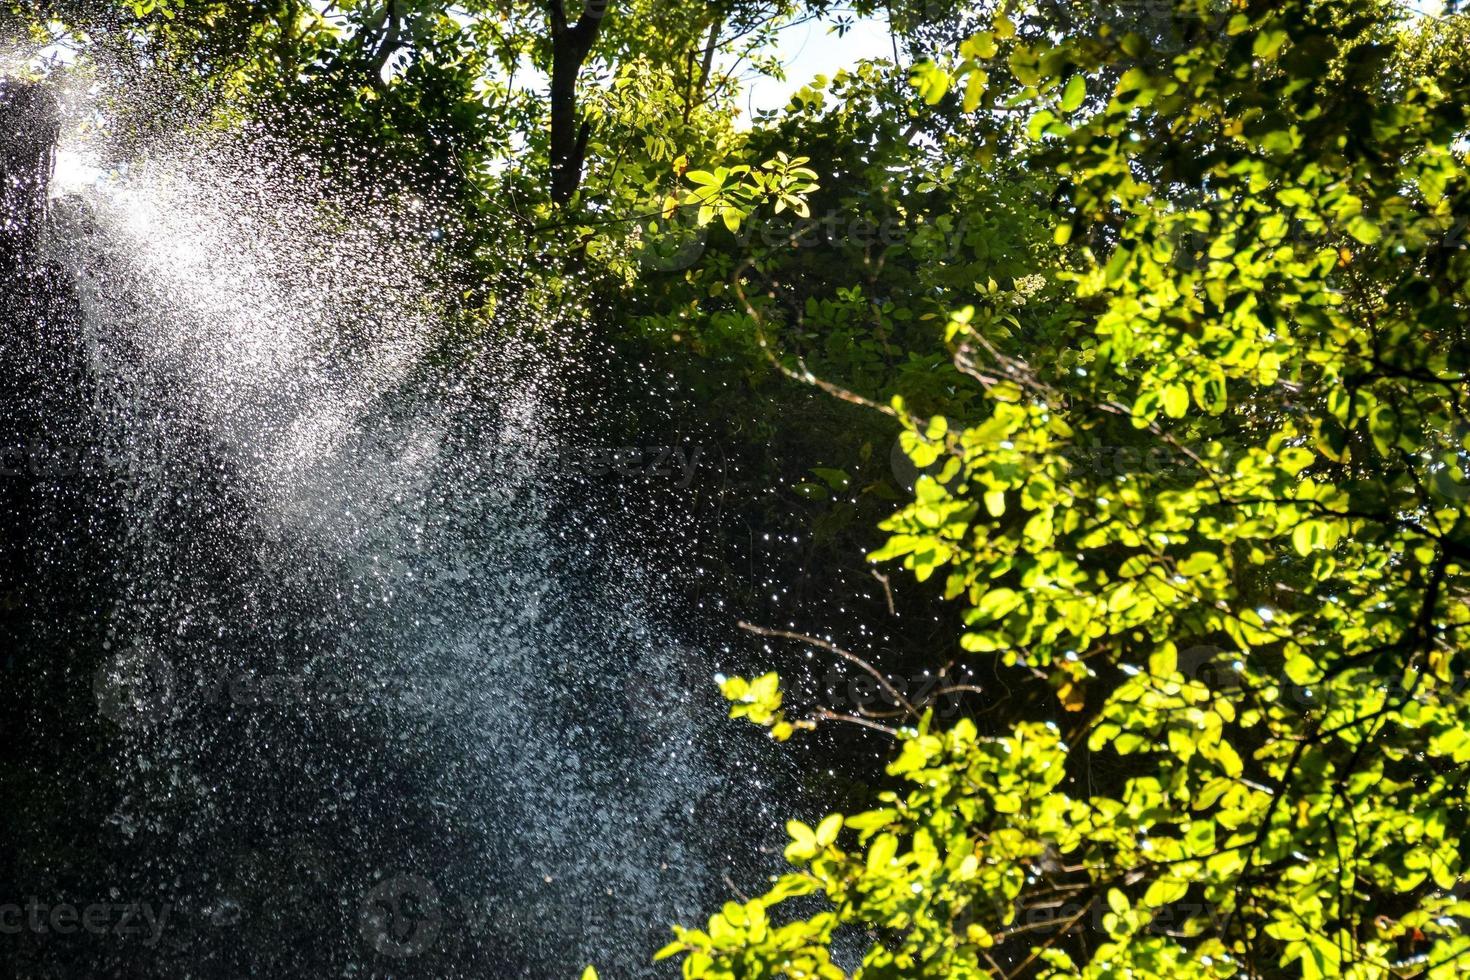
1060, 74, 1086, 113
1178, 552, 1217, 576
815, 813, 843, 847
811, 467, 852, 492
1107, 889, 1129, 916
1143, 878, 1188, 908
910, 61, 952, 105
1346, 215, 1381, 245
1162, 383, 1190, 419
963, 69, 989, 112
1149, 643, 1177, 677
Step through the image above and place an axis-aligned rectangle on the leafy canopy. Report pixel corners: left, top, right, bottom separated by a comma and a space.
671, 0, 1470, 977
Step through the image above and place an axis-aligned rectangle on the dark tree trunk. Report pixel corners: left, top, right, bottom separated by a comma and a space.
0, 78, 81, 416
0, 78, 91, 546
0, 78, 61, 272
547, 0, 611, 205
0, 77, 102, 703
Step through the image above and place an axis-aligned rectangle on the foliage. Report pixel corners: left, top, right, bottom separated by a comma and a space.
11, 0, 1470, 976
672, 0, 1470, 977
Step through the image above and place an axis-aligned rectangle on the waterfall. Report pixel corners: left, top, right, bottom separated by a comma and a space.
0, 94, 782, 978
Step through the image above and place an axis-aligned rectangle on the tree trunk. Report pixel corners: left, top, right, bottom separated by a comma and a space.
547, 0, 611, 205
0, 78, 61, 272
0, 77, 96, 587
0, 77, 82, 413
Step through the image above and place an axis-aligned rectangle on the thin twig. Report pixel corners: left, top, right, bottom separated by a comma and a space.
870, 568, 897, 616
808, 707, 900, 736
739, 621, 918, 718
